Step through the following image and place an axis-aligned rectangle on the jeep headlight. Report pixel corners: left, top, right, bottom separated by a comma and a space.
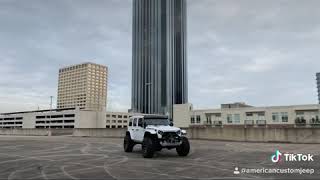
158, 130, 164, 135
181, 130, 187, 135
176, 130, 181, 135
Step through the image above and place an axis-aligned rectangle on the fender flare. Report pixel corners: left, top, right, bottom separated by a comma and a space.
144, 131, 157, 139
126, 131, 132, 139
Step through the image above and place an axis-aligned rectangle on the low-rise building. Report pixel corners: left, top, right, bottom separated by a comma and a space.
174, 103, 320, 128
0, 108, 132, 129
105, 112, 131, 129
2, 103, 320, 129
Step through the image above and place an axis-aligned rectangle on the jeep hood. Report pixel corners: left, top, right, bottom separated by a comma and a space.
146, 125, 180, 132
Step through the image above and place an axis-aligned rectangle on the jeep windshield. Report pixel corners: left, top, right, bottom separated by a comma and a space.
144, 119, 170, 126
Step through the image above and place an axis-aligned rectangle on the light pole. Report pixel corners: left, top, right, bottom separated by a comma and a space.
49, 96, 54, 130
50, 96, 53, 110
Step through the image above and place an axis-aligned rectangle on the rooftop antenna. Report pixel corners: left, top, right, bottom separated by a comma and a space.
50, 96, 54, 110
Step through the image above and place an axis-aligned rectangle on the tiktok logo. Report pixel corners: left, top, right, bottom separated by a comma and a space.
270, 150, 314, 163
271, 150, 282, 163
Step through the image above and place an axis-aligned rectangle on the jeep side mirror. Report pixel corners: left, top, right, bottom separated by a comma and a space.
170, 122, 173, 126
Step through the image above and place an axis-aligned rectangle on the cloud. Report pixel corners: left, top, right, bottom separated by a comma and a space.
199, 87, 247, 95
1, 0, 320, 113
240, 49, 289, 73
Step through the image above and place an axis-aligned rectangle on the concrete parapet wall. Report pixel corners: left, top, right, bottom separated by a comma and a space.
73, 128, 126, 138
73, 127, 320, 144
0, 129, 51, 136
1, 128, 320, 144
186, 127, 320, 144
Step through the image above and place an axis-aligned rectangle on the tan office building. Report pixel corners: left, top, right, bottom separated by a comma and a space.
57, 62, 108, 111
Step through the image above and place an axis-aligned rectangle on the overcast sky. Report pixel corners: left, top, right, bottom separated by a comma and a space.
0, 0, 320, 113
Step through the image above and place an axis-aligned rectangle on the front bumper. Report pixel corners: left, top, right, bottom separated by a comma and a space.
158, 132, 182, 147
160, 141, 182, 147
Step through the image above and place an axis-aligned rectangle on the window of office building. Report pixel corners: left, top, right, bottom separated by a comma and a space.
281, 112, 289, 122
206, 116, 212, 124
246, 113, 253, 117
227, 114, 232, 123
190, 116, 195, 124
272, 113, 279, 122
234, 114, 240, 123
196, 115, 201, 124
296, 111, 304, 115
245, 112, 253, 120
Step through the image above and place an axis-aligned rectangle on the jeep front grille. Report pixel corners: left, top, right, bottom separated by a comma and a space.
162, 132, 180, 140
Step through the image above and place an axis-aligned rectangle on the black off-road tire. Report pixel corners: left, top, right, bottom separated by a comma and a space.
142, 136, 155, 158
176, 137, 190, 156
123, 133, 135, 152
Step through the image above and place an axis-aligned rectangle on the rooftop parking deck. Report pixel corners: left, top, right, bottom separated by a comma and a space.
0, 136, 319, 179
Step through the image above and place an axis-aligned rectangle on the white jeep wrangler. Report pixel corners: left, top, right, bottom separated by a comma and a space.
123, 114, 190, 158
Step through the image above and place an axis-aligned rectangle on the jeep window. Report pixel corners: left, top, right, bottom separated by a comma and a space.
144, 119, 170, 126
138, 118, 143, 127
133, 118, 137, 126
129, 119, 133, 126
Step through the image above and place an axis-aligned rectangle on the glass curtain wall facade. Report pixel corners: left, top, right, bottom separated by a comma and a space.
131, 0, 188, 119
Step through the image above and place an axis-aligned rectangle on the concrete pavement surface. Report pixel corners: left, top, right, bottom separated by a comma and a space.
0, 136, 319, 179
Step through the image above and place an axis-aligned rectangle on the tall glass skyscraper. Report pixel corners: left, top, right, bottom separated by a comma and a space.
131, 0, 188, 119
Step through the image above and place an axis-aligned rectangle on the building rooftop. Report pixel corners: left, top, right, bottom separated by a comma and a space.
0, 108, 76, 116
221, 102, 253, 109
59, 62, 108, 71
194, 103, 320, 112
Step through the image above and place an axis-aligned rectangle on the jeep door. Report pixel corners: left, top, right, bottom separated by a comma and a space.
130, 118, 138, 140
135, 118, 145, 142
